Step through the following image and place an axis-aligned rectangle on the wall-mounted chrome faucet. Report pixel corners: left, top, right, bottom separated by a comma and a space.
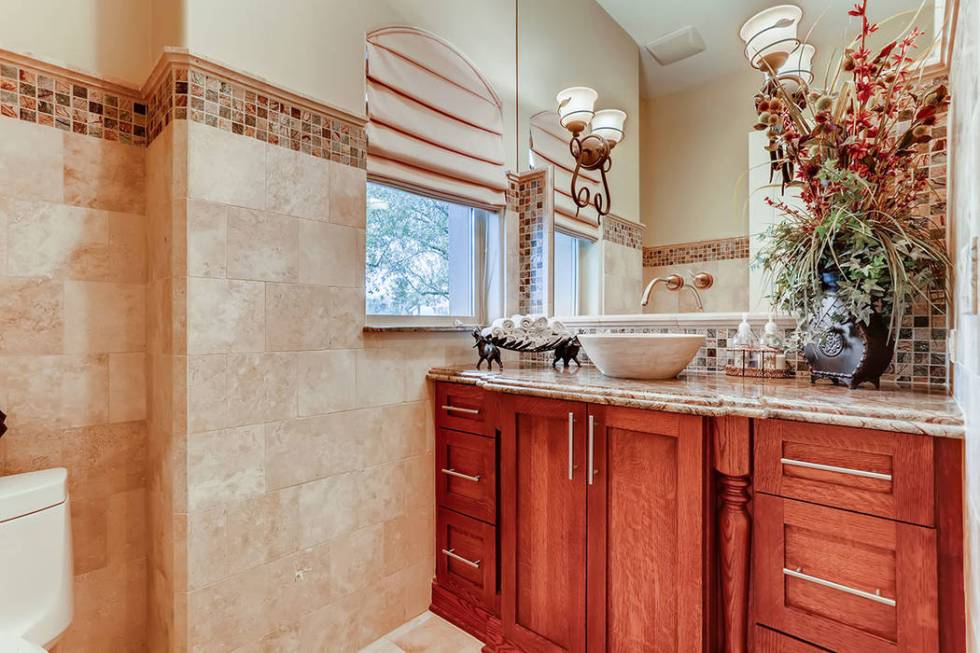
640, 271, 713, 311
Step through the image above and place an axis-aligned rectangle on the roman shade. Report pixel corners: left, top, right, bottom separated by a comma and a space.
529, 110, 601, 241
366, 27, 508, 207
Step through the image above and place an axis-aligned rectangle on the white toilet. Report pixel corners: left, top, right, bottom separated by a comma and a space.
0, 468, 73, 653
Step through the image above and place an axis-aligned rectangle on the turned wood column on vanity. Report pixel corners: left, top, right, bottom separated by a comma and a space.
712, 416, 753, 653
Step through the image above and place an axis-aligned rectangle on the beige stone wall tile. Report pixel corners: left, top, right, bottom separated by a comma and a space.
109, 352, 146, 423
63, 132, 146, 214
329, 161, 366, 228
327, 523, 384, 599
186, 277, 265, 354
108, 211, 147, 283
293, 600, 360, 653
382, 509, 434, 577
0, 420, 65, 476
379, 402, 427, 464
264, 410, 376, 489
266, 144, 330, 220
298, 220, 361, 287
297, 349, 356, 417
186, 507, 230, 591
187, 424, 265, 511
186, 353, 229, 433
357, 463, 406, 528
0, 355, 108, 429
355, 349, 406, 408
106, 487, 148, 567
60, 557, 147, 652
223, 487, 301, 577
4, 198, 109, 279
399, 452, 435, 513
64, 420, 145, 502
0, 278, 64, 354
187, 121, 266, 210
265, 284, 363, 351
227, 207, 299, 282
71, 495, 110, 575
186, 199, 227, 278
296, 472, 358, 548
0, 119, 64, 203
64, 280, 146, 353
226, 352, 297, 426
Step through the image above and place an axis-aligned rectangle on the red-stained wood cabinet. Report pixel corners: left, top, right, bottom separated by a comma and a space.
428, 382, 965, 653
496, 396, 707, 653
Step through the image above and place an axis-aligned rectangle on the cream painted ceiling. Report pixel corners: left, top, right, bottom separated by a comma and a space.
594, 0, 936, 97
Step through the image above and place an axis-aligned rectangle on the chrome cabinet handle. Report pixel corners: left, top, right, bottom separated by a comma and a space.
588, 414, 596, 486
783, 567, 896, 607
441, 468, 481, 483
442, 548, 481, 569
780, 457, 892, 481
568, 412, 575, 480
442, 404, 480, 415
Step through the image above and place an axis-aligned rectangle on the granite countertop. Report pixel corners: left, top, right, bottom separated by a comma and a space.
428, 365, 965, 438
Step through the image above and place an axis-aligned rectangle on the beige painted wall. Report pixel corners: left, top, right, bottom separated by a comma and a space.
0, 0, 155, 86
517, 0, 641, 223
639, 71, 760, 247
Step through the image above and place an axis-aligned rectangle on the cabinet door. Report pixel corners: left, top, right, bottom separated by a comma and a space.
499, 395, 588, 653
586, 405, 706, 653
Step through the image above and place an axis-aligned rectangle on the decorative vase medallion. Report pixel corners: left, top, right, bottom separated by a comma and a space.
803, 273, 896, 389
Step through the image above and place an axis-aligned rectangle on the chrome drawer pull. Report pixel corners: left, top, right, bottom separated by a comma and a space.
587, 414, 596, 486
783, 567, 896, 607
568, 412, 575, 480
441, 468, 481, 483
442, 548, 481, 569
780, 457, 893, 481
442, 404, 480, 415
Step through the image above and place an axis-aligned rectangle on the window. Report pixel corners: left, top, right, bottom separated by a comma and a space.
554, 231, 581, 316
366, 182, 487, 322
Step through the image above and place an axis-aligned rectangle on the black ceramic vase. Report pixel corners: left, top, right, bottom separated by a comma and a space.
803, 273, 896, 390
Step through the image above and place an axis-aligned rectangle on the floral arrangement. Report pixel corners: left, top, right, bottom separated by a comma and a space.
754, 0, 951, 343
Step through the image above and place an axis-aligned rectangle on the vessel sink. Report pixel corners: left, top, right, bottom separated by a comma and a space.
577, 333, 705, 380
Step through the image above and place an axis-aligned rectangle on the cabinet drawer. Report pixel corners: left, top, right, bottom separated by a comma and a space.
755, 625, 830, 652
437, 428, 496, 524
436, 507, 496, 612
755, 420, 934, 526
435, 383, 488, 435
754, 495, 938, 652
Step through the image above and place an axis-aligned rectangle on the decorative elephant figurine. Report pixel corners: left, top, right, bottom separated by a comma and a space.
473, 329, 503, 370
553, 336, 582, 369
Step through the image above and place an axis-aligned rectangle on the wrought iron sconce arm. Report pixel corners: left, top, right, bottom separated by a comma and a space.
568, 132, 614, 220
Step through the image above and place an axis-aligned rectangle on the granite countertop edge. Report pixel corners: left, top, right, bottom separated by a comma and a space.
427, 368, 965, 439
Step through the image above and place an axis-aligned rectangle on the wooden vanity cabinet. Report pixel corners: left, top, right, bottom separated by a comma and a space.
496, 396, 708, 653
428, 382, 964, 653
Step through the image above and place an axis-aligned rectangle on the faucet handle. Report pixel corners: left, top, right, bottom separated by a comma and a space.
690, 272, 714, 290
664, 274, 684, 291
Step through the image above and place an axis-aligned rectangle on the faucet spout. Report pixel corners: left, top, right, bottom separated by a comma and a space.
640, 274, 684, 307
681, 285, 704, 311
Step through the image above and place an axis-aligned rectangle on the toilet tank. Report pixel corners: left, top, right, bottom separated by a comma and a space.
0, 468, 73, 647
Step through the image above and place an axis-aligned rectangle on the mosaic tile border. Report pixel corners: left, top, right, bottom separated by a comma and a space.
145, 60, 366, 169
643, 236, 751, 267
515, 169, 548, 315
0, 50, 367, 170
603, 216, 644, 250
0, 55, 147, 144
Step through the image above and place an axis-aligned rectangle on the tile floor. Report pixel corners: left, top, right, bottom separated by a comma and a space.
360, 611, 484, 653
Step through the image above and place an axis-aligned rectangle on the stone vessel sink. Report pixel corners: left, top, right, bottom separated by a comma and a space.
577, 333, 706, 380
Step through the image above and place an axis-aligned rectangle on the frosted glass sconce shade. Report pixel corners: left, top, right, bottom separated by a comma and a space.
591, 109, 627, 145
556, 86, 598, 133
777, 43, 815, 91
740, 5, 803, 71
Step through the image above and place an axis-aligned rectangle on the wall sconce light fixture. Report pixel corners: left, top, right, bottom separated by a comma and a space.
739, 4, 803, 72
556, 87, 626, 220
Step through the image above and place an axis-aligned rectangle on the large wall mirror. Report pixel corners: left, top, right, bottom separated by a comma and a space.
516, 0, 955, 319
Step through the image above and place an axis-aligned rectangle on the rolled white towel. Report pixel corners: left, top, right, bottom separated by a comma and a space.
518, 316, 534, 331
549, 319, 567, 334
492, 317, 515, 331
532, 316, 549, 331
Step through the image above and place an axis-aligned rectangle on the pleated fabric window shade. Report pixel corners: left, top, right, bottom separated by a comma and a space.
366, 27, 508, 208
529, 110, 601, 241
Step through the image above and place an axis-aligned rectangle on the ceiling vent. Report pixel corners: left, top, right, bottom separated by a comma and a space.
645, 26, 706, 65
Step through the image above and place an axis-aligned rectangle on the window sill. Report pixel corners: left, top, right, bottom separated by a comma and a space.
362, 325, 477, 333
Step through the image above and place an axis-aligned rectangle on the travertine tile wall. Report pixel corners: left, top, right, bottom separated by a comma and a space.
950, 0, 980, 646
0, 116, 148, 651
168, 118, 474, 652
